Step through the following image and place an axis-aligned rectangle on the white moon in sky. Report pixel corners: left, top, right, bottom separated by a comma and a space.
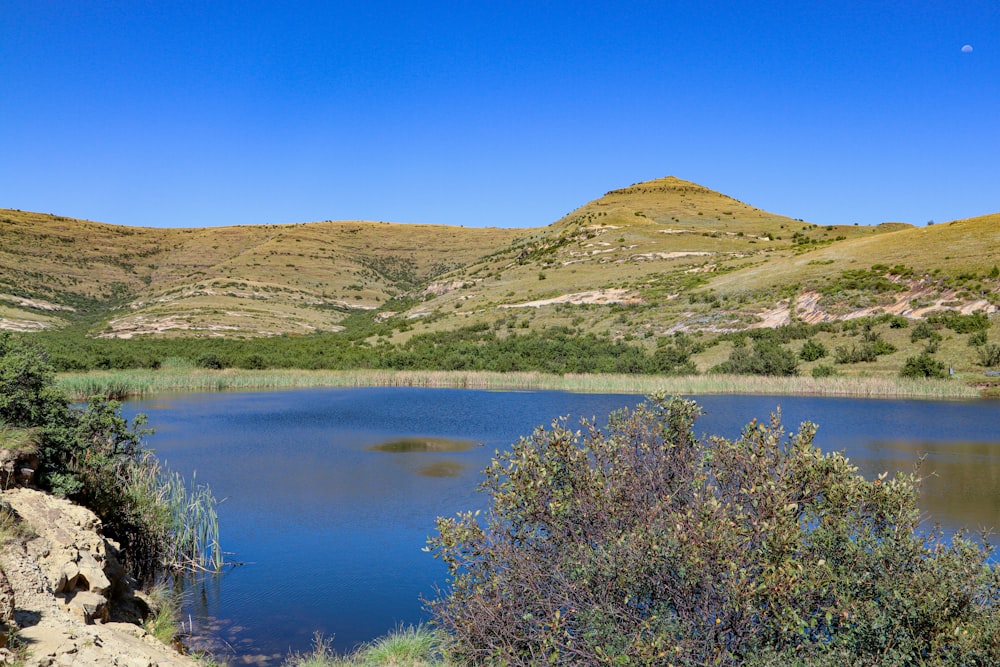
961, 44, 973, 53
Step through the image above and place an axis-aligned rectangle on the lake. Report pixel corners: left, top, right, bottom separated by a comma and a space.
125, 388, 1000, 665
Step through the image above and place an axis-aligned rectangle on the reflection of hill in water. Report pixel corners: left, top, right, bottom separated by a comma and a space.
867, 439, 1000, 533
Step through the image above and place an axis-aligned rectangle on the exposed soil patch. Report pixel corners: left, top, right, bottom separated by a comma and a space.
501, 288, 643, 309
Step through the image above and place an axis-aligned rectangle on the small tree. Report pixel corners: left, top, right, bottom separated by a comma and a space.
429, 395, 999, 665
900, 352, 948, 379
714, 339, 799, 376
799, 338, 828, 362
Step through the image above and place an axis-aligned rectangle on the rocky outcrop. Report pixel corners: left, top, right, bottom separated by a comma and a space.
0, 448, 38, 489
4, 488, 122, 624
0, 488, 200, 666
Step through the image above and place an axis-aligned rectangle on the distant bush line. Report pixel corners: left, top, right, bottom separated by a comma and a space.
19, 308, 999, 383
29, 325, 700, 376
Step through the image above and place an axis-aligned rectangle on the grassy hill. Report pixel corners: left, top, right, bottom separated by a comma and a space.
3, 177, 999, 382
0, 210, 529, 336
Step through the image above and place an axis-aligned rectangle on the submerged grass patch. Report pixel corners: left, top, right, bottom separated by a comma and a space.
368, 437, 477, 453
416, 461, 466, 478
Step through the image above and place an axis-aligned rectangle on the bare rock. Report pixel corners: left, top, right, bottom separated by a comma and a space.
1, 488, 201, 666
0, 448, 38, 489
3, 488, 113, 623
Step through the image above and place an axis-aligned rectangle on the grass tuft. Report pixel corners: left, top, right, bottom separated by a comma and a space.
282, 626, 448, 667
143, 581, 182, 645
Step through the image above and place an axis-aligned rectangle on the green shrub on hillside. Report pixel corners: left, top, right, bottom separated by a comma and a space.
911, 321, 941, 343
713, 339, 799, 376
799, 338, 827, 362
928, 310, 990, 334
976, 343, 1000, 368
428, 395, 999, 666
900, 353, 948, 379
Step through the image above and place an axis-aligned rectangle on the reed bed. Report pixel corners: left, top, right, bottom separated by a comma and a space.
57, 368, 983, 401
126, 451, 224, 573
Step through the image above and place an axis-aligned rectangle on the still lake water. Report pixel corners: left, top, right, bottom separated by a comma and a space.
125, 388, 1000, 664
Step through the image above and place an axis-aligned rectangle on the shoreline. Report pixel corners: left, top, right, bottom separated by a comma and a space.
56, 368, 985, 401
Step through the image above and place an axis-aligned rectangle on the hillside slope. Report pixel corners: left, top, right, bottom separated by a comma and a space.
2, 177, 998, 341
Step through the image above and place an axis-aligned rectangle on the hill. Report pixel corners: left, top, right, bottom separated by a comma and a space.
2, 176, 999, 380
0, 211, 528, 336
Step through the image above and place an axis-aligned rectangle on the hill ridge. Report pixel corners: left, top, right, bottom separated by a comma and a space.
2, 177, 998, 343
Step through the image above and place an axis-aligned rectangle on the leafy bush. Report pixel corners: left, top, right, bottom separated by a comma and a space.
928, 310, 991, 334
900, 353, 948, 379
0, 332, 221, 578
196, 353, 226, 370
428, 396, 999, 665
911, 321, 941, 343
799, 339, 827, 362
977, 343, 1000, 368
811, 364, 837, 378
833, 344, 877, 364
713, 339, 798, 376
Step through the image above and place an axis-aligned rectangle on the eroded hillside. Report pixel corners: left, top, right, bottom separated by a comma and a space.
2, 177, 998, 340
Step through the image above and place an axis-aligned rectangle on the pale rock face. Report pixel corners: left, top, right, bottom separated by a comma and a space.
0, 487, 200, 666
0, 448, 38, 488
6, 488, 117, 623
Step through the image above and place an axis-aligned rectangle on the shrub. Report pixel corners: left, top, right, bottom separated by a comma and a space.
900, 353, 948, 379
713, 339, 798, 376
977, 343, 1000, 368
811, 364, 837, 378
196, 353, 226, 369
0, 332, 221, 579
428, 396, 999, 665
928, 310, 991, 334
799, 338, 827, 362
834, 344, 877, 364
911, 321, 941, 343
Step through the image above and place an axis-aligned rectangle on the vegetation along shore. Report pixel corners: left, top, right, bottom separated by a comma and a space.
57, 367, 982, 401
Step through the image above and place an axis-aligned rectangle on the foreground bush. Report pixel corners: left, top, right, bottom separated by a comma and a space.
0, 332, 221, 578
428, 395, 1000, 665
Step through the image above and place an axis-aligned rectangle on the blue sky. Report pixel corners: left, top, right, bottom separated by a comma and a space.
2, 2, 997, 229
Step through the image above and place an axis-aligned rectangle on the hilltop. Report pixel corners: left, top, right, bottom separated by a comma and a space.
2, 176, 999, 381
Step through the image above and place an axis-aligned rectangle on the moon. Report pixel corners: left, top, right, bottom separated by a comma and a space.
961, 44, 973, 53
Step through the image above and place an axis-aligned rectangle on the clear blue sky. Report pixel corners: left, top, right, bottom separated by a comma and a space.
2, 1, 996, 229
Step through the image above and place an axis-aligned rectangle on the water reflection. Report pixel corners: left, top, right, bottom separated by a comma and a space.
866, 439, 1000, 532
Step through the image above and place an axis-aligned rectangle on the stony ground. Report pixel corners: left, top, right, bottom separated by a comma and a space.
0, 488, 200, 667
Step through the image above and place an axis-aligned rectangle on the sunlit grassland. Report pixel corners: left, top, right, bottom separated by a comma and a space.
57, 368, 981, 401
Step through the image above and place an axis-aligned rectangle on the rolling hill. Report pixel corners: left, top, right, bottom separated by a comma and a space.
2, 177, 998, 345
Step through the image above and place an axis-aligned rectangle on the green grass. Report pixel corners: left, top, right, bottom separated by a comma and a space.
56, 368, 982, 400
143, 581, 182, 646
283, 626, 449, 667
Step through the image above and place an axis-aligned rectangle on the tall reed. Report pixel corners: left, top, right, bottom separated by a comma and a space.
125, 451, 223, 573
58, 369, 982, 400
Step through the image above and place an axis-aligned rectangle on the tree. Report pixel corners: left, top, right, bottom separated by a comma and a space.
428, 395, 999, 665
